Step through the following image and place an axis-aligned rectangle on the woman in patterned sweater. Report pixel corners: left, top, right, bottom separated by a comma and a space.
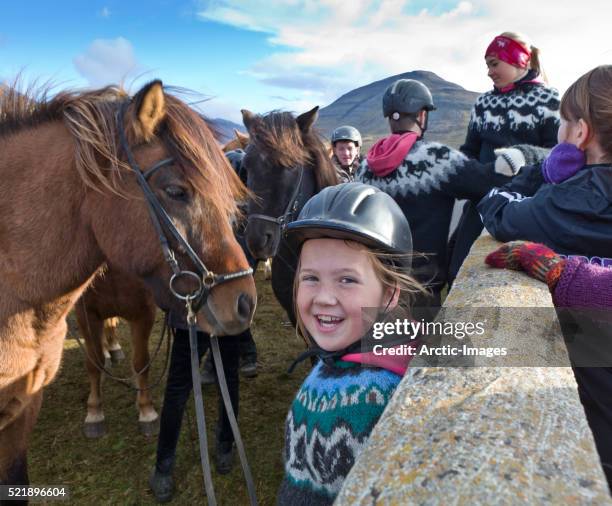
277, 183, 424, 505
447, 31, 560, 288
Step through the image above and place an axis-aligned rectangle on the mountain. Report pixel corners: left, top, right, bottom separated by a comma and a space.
206, 117, 246, 144
316, 70, 480, 149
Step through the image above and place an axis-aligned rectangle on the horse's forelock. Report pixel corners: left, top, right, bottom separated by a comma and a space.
162, 96, 245, 220
248, 110, 339, 189
249, 111, 310, 168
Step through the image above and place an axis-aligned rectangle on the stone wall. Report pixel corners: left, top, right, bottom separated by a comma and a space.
335, 233, 611, 505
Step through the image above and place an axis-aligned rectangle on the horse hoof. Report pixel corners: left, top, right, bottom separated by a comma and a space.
140, 419, 159, 438
109, 349, 125, 364
83, 421, 106, 439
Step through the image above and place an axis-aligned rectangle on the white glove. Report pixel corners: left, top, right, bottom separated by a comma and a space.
494, 147, 526, 176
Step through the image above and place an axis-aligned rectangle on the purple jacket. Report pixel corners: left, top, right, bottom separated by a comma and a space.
554, 258, 612, 309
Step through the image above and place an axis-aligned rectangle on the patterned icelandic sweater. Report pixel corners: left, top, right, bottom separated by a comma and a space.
356, 139, 512, 292
277, 360, 401, 506
461, 77, 560, 163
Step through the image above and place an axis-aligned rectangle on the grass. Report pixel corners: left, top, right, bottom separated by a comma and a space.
29, 267, 309, 505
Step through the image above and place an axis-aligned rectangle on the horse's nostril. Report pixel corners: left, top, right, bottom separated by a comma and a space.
236, 293, 254, 321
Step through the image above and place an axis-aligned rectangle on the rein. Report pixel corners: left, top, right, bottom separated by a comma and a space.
115, 102, 257, 505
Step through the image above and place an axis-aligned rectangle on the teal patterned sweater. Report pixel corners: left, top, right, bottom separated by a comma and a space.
277, 359, 402, 505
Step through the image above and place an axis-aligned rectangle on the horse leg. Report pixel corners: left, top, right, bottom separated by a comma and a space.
1, 318, 64, 490
263, 258, 272, 280
0, 388, 42, 492
75, 309, 107, 438
104, 317, 125, 365
130, 313, 158, 437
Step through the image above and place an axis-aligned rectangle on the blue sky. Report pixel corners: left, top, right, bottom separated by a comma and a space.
2, 1, 611, 123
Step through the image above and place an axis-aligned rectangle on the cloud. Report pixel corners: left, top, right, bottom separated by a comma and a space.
98, 7, 111, 18
73, 37, 143, 87
197, 0, 612, 108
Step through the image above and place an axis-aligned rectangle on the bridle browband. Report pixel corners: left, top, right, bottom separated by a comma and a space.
117, 101, 253, 309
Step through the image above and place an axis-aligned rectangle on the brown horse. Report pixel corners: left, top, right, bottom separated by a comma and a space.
75, 269, 159, 438
222, 128, 249, 152
77, 125, 253, 441
0, 80, 256, 487
101, 318, 125, 366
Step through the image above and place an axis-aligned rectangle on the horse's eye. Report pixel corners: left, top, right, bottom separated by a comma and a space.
164, 185, 187, 200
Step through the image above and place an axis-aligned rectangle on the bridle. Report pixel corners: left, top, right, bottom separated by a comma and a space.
117, 101, 258, 506
246, 163, 305, 235
117, 102, 253, 310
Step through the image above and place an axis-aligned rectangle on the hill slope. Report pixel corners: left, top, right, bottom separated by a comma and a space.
316, 70, 480, 148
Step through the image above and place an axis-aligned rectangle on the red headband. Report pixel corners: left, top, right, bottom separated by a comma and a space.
485, 35, 531, 68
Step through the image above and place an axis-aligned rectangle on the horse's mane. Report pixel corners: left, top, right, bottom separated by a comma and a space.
249, 110, 338, 190
0, 82, 245, 220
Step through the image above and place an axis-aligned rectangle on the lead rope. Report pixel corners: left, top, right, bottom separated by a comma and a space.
186, 297, 217, 506
186, 297, 258, 505
210, 336, 258, 505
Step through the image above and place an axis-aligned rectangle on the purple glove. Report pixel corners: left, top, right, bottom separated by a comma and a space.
541, 142, 586, 184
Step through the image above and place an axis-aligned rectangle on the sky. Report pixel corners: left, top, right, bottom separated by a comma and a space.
1, 1, 611, 123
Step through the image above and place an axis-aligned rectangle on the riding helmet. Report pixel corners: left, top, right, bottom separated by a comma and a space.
331, 125, 362, 147
382, 79, 436, 118
285, 182, 412, 260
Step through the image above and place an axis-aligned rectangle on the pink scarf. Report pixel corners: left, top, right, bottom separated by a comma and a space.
342, 343, 419, 376
366, 132, 418, 177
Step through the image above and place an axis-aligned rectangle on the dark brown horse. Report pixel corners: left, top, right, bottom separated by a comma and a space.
240, 107, 338, 321
0, 81, 256, 487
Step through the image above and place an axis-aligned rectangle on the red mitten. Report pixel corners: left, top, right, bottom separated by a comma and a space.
485, 241, 526, 270
486, 241, 567, 291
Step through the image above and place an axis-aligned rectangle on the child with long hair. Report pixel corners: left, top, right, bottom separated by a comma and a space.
448, 31, 560, 287
277, 182, 424, 505
479, 65, 612, 491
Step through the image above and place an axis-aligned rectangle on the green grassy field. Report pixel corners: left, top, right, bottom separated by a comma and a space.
29, 268, 309, 505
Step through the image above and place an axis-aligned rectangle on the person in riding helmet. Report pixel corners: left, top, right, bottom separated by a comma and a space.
356, 78, 548, 311
330, 125, 362, 182
277, 182, 425, 505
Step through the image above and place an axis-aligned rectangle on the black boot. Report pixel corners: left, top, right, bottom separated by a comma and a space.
239, 354, 257, 378
149, 467, 175, 503
215, 441, 235, 475
201, 351, 216, 385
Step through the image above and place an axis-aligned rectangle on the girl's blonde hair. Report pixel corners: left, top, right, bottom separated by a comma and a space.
499, 31, 548, 84
292, 240, 429, 346
560, 65, 612, 161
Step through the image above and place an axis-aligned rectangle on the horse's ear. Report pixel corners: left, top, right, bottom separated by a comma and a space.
133, 80, 166, 142
296, 106, 319, 134
241, 109, 258, 134
235, 129, 249, 148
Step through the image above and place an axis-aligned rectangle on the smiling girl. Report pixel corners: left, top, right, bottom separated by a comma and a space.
447, 31, 560, 288
277, 182, 424, 505
478, 64, 612, 491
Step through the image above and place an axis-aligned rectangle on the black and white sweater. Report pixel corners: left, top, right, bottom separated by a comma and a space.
356, 139, 512, 292
461, 77, 560, 163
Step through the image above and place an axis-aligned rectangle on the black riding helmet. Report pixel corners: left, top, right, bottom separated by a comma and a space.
285, 182, 412, 266
382, 79, 436, 118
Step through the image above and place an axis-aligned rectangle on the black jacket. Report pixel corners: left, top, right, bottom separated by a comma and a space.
461, 73, 560, 164
478, 163, 612, 260
356, 139, 512, 292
